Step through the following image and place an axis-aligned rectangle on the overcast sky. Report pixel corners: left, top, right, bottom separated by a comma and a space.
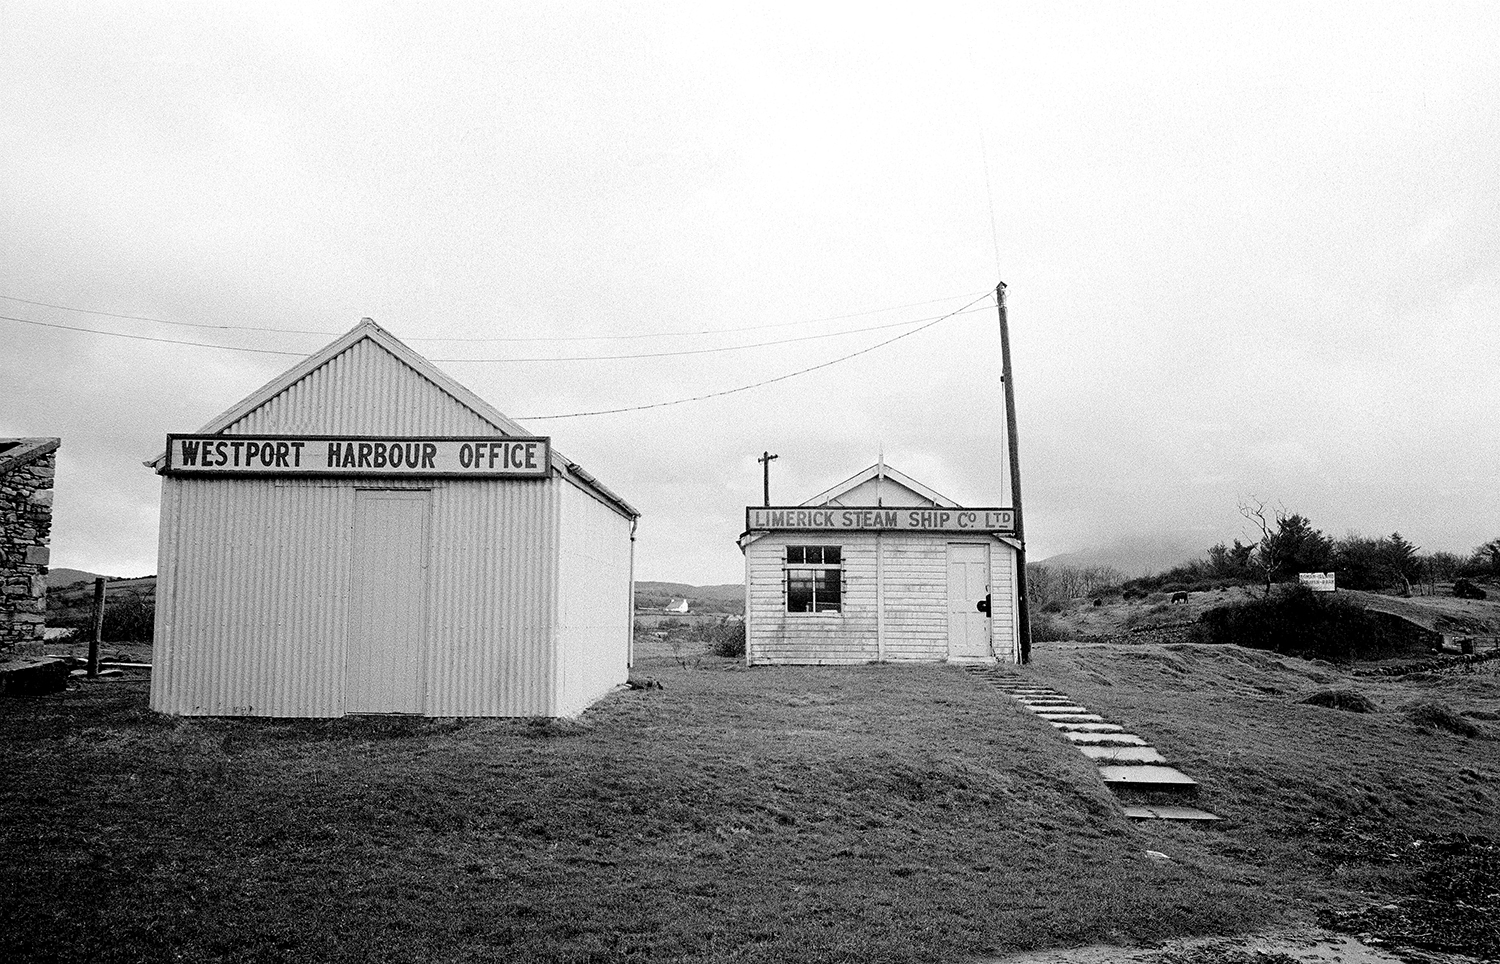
3, 1, 1497, 585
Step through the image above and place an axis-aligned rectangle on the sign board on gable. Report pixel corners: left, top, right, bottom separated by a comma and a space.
164, 435, 551, 478
747, 506, 1015, 534
1299, 572, 1337, 592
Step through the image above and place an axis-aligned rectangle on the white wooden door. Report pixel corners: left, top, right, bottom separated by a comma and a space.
347, 490, 429, 713
947, 543, 991, 659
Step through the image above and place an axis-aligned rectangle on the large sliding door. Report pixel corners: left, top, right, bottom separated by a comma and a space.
347, 489, 430, 713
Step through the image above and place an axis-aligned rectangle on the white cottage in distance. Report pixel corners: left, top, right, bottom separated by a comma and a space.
739, 463, 1020, 665
148, 319, 638, 718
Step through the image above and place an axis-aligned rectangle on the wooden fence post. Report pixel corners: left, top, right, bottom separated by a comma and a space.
89, 577, 106, 677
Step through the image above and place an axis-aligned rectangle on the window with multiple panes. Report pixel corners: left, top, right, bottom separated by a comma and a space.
785, 545, 843, 613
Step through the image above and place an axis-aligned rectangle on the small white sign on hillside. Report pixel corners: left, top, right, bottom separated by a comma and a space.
1299, 572, 1336, 592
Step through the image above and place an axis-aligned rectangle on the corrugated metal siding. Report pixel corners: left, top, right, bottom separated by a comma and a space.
425, 478, 559, 717
153, 475, 563, 717
554, 479, 632, 716
152, 478, 354, 716
224, 338, 498, 436
746, 533, 878, 665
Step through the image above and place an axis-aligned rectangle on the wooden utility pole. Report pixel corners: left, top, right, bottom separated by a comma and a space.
996, 282, 1033, 663
89, 577, 106, 677
757, 451, 778, 507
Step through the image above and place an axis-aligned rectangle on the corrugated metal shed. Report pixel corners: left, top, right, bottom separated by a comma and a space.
150, 319, 637, 718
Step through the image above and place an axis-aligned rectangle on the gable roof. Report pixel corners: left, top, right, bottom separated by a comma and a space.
192, 319, 530, 438
146, 319, 637, 519
800, 462, 960, 508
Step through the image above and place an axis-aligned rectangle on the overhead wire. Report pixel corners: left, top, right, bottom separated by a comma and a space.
514, 290, 995, 420
0, 313, 308, 356
1, 304, 992, 362
0, 290, 990, 343
3, 288, 995, 421
431, 306, 992, 362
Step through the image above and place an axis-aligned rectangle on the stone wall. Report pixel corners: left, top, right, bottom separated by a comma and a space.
1, 440, 60, 655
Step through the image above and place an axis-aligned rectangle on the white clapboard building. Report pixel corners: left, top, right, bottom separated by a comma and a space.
148, 319, 638, 718
739, 463, 1019, 665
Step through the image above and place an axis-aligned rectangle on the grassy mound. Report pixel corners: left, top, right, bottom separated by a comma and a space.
1194, 587, 1428, 662
1404, 700, 1484, 737
1298, 688, 1376, 713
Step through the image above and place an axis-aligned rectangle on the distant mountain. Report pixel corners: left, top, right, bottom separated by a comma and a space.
1037, 536, 1205, 579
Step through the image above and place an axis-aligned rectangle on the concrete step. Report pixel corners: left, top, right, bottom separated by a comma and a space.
1122, 805, 1221, 822
1079, 746, 1167, 764
1051, 722, 1123, 732
1062, 731, 1146, 745
1015, 697, 1076, 705
0, 657, 71, 695
1099, 765, 1198, 795
1026, 705, 1091, 715
1036, 713, 1105, 723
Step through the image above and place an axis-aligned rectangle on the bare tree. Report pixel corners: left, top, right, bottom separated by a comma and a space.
1239, 497, 1280, 597
1026, 563, 1124, 608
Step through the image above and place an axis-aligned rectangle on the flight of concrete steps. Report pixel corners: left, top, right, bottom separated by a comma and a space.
965, 667, 1220, 823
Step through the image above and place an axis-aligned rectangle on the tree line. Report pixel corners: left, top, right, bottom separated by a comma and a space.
1028, 500, 1500, 606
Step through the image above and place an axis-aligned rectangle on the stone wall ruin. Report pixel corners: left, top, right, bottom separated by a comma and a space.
1, 439, 60, 655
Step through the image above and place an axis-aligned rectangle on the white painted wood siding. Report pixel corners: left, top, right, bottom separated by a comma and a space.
880, 534, 955, 661
746, 533, 878, 664
989, 540, 1019, 662
743, 531, 1021, 665
828, 477, 933, 507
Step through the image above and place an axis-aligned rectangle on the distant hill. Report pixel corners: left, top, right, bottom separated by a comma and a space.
47, 568, 112, 589
1037, 535, 1205, 579
43, 571, 745, 619
635, 581, 743, 615
47, 573, 157, 628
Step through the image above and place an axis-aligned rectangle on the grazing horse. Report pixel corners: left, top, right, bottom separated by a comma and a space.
1171, 591, 1189, 604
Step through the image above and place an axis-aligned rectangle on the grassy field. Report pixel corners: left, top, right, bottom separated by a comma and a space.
3, 631, 1497, 963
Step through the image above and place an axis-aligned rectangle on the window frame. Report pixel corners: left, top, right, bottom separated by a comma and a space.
782, 544, 845, 614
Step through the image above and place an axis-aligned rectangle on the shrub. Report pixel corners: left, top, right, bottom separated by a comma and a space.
102, 594, 154, 642
1193, 586, 1426, 662
1030, 613, 1078, 642
710, 621, 746, 658
1454, 579, 1488, 600
1404, 700, 1482, 737
1298, 689, 1376, 713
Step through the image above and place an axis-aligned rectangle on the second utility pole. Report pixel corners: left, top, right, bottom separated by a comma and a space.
996, 282, 1033, 663
758, 451, 778, 507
